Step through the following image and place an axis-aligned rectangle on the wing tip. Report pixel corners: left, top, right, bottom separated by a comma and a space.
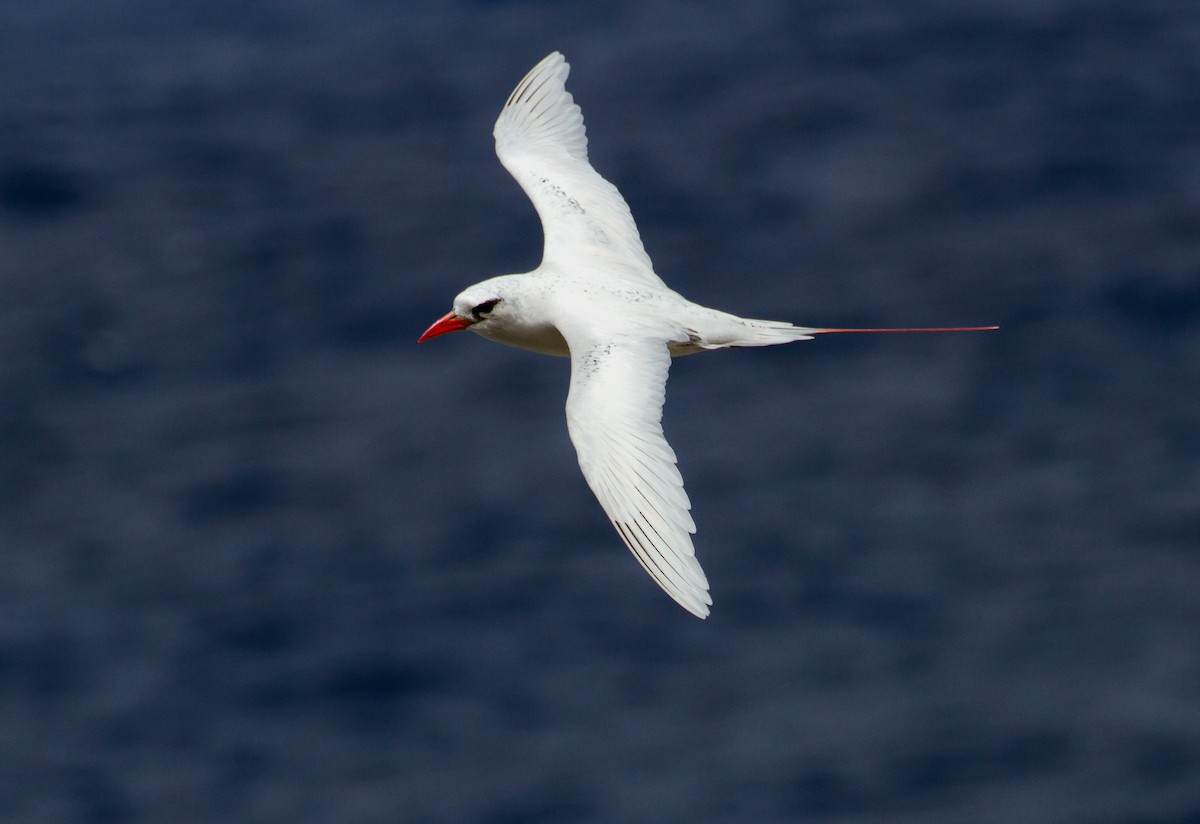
540, 51, 568, 75
495, 51, 589, 162
612, 517, 712, 619
504, 51, 570, 108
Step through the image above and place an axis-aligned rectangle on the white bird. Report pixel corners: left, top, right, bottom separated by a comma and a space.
419, 52, 995, 618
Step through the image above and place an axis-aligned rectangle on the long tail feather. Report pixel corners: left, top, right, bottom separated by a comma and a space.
812, 325, 999, 334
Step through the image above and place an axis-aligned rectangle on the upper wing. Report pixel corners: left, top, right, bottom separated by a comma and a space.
564, 335, 712, 617
493, 52, 666, 287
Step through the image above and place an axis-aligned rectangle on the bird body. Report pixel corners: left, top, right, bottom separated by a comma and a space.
454, 271, 822, 358
420, 52, 995, 618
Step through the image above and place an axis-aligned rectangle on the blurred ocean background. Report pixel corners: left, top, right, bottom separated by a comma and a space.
2, 1, 1198, 822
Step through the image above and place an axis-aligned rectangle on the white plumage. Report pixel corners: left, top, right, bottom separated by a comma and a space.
419, 52, 995, 618
494, 52, 660, 281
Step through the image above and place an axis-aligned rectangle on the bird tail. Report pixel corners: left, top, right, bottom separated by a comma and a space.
706, 318, 997, 349
700, 319, 822, 348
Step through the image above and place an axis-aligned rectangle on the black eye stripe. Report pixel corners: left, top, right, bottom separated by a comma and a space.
473, 298, 501, 318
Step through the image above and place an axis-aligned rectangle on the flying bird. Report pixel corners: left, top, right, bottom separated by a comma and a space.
419, 52, 995, 618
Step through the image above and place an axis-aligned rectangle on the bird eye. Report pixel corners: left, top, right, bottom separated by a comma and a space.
473, 298, 501, 319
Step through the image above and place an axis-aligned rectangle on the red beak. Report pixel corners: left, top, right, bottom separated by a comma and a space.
418, 310, 473, 343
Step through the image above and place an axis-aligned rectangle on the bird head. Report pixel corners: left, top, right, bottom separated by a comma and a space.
417, 276, 568, 356
417, 285, 504, 343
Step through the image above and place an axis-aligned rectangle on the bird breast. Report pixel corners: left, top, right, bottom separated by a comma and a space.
473, 317, 571, 357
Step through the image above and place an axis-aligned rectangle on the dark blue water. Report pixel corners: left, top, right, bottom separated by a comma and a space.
2, 2, 1198, 822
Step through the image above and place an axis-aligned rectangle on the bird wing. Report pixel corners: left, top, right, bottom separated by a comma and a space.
493, 52, 667, 287
563, 334, 712, 617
